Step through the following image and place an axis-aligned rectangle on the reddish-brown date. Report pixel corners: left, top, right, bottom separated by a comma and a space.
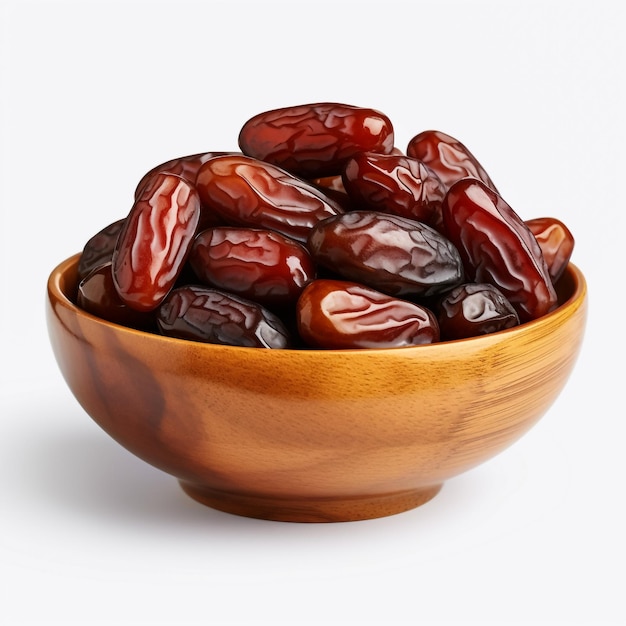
77, 262, 155, 330
311, 175, 348, 195
134, 151, 237, 199
157, 285, 292, 348
407, 130, 498, 193
526, 217, 575, 284
442, 178, 557, 322
341, 152, 446, 227
297, 279, 440, 349
189, 227, 316, 307
309, 174, 358, 211
437, 282, 520, 340
238, 102, 395, 178
112, 173, 201, 312
134, 151, 239, 232
195, 155, 343, 243
307, 211, 464, 298
77, 218, 125, 281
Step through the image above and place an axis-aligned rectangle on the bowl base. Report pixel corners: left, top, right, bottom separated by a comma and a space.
179, 481, 443, 523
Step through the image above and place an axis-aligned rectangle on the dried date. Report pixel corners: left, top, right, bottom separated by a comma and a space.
525, 217, 574, 284
112, 173, 201, 312
134, 151, 236, 199
437, 282, 520, 340
77, 262, 155, 330
341, 152, 445, 227
407, 130, 498, 193
297, 279, 439, 349
309, 174, 358, 211
238, 102, 394, 178
74, 102, 576, 350
77, 218, 125, 281
195, 154, 343, 243
307, 211, 464, 297
442, 178, 557, 322
157, 285, 292, 348
189, 227, 316, 307
135, 151, 239, 232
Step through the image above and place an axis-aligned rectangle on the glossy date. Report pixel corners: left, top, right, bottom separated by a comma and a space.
77, 218, 125, 281
437, 282, 520, 340
157, 285, 292, 348
195, 155, 343, 242
341, 152, 445, 227
238, 102, 395, 178
112, 173, 201, 312
189, 227, 316, 307
77, 262, 155, 330
525, 217, 574, 284
406, 130, 498, 193
442, 178, 557, 322
74, 102, 576, 349
134, 151, 237, 199
297, 279, 439, 349
307, 211, 464, 297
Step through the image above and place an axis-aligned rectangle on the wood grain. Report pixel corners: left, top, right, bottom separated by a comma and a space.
47, 254, 587, 522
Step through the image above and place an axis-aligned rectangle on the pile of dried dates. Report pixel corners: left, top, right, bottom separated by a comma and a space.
76, 102, 575, 349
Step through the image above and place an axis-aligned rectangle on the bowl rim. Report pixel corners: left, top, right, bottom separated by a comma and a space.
47, 252, 587, 355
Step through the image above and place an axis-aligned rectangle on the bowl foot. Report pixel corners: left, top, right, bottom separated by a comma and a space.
178, 481, 443, 522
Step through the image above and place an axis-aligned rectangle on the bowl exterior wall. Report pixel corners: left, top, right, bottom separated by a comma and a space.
47, 255, 587, 504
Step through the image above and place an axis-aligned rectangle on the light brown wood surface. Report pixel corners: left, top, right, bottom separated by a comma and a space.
47, 254, 587, 522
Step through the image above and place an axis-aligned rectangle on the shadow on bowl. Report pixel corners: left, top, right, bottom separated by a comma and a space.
46, 254, 587, 522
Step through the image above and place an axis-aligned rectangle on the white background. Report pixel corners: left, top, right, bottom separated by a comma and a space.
2, 1, 624, 624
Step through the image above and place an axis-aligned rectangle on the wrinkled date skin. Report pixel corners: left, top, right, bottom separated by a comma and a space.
134, 151, 237, 199
77, 218, 125, 281
77, 262, 155, 330
112, 173, 201, 312
443, 179, 557, 322
74, 102, 577, 350
189, 227, 316, 307
134, 151, 239, 232
297, 279, 440, 349
238, 102, 395, 178
437, 282, 520, 340
157, 285, 292, 348
195, 155, 344, 243
526, 217, 575, 284
341, 152, 446, 227
407, 130, 498, 193
308, 211, 464, 298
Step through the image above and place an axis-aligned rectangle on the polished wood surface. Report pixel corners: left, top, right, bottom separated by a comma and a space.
47, 254, 587, 522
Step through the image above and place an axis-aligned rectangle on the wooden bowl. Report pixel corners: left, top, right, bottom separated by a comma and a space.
46, 254, 587, 522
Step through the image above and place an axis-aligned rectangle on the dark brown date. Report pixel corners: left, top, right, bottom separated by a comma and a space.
157, 285, 292, 348
238, 102, 395, 178
297, 279, 439, 349
307, 211, 464, 297
112, 173, 201, 312
525, 217, 575, 284
437, 282, 520, 340
406, 130, 498, 193
341, 152, 445, 227
77, 218, 125, 281
195, 155, 343, 243
189, 227, 316, 307
442, 178, 557, 322
77, 262, 154, 330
